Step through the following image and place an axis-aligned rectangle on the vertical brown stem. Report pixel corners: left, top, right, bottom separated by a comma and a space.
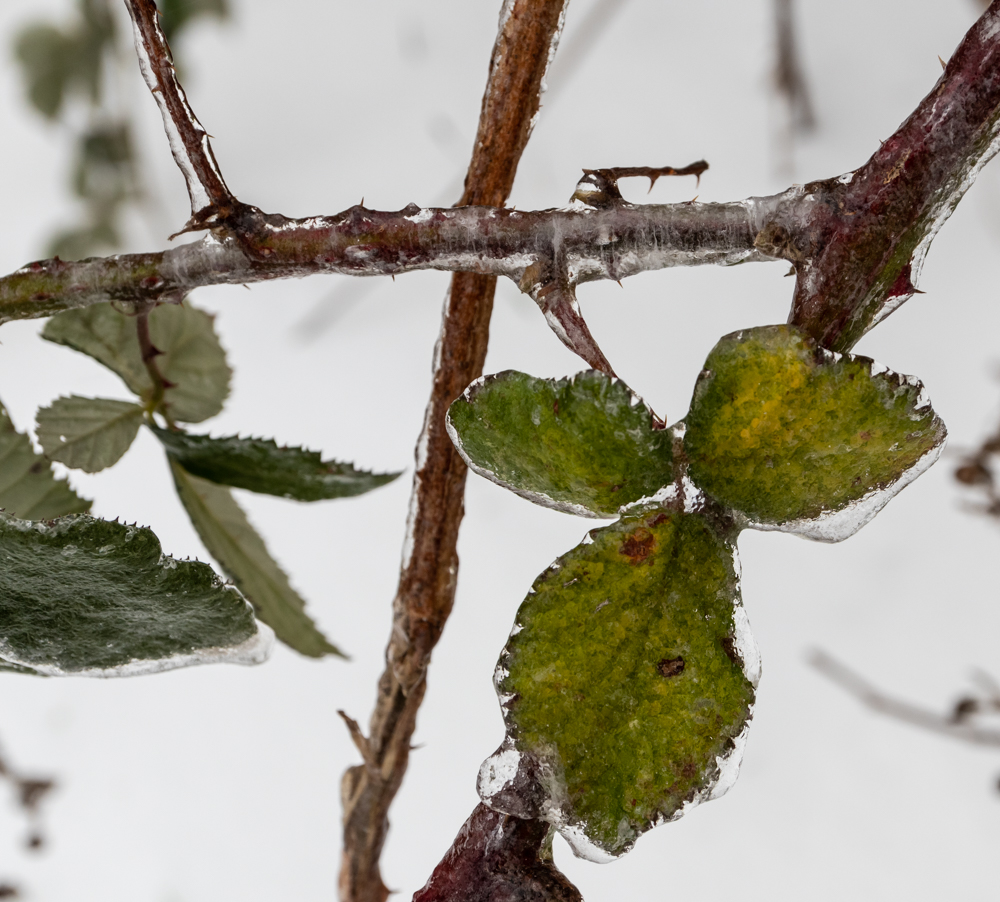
338, 3, 569, 901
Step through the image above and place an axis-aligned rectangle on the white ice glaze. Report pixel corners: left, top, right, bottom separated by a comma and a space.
749, 440, 945, 543
0, 620, 274, 678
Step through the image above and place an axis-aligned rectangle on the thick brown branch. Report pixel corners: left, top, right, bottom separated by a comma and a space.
338, 3, 569, 901
785, 0, 1000, 350
124, 0, 234, 222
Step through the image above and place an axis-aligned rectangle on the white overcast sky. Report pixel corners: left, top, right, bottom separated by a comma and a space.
0, 1, 999, 900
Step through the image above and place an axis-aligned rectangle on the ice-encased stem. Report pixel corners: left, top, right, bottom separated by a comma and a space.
337, 3, 570, 901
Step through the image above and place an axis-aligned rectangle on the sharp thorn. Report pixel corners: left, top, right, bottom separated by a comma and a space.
938, 55, 947, 71
616, 280, 623, 288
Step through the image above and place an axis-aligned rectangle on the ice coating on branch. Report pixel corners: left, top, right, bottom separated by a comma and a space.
125, 1, 228, 216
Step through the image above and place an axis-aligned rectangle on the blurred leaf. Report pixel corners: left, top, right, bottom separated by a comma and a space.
42, 302, 148, 391
169, 458, 344, 658
491, 509, 755, 859
36, 396, 144, 473
0, 400, 90, 519
42, 301, 231, 423
13, 0, 115, 119
684, 324, 946, 531
0, 512, 269, 676
157, 0, 229, 43
72, 122, 135, 203
151, 427, 400, 501
14, 25, 74, 119
447, 370, 673, 518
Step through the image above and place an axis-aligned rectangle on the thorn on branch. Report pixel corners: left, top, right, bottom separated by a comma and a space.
337, 710, 381, 781
524, 276, 616, 376
570, 161, 708, 207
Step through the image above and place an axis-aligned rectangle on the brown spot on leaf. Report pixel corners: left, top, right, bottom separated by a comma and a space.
650, 513, 668, 527
553, 400, 560, 416
657, 657, 685, 678
620, 528, 655, 563
721, 636, 743, 669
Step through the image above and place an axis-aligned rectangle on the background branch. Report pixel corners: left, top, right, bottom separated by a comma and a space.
810, 650, 1000, 749
337, 3, 569, 900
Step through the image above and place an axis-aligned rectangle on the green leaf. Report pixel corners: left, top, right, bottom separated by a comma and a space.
683, 325, 946, 539
488, 509, 757, 860
447, 371, 673, 518
0, 512, 271, 676
169, 458, 344, 658
14, 25, 74, 118
0, 399, 90, 520
36, 396, 144, 473
157, 0, 230, 42
42, 301, 231, 423
42, 302, 148, 392
150, 427, 400, 501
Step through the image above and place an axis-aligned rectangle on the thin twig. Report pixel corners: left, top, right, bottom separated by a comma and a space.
134, 304, 176, 425
774, 0, 816, 133
338, 3, 569, 900
123, 0, 234, 224
810, 650, 1000, 748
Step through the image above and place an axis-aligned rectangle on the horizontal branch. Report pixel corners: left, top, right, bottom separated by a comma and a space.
0, 196, 776, 324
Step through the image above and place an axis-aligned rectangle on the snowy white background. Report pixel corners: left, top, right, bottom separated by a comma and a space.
1, 0, 999, 898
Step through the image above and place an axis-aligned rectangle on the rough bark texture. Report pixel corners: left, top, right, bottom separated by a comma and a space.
412, 805, 583, 902
338, 4, 569, 901
786, 0, 1000, 350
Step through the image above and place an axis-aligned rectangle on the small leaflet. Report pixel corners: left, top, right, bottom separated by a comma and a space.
0, 512, 272, 676
0, 399, 90, 519
42, 300, 231, 423
36, 396, 144, 473
683, 324, 946, 539
447, 370, 673, 518
168, 459, 344, 658
151, 427, 400, 501
485, 509, 757, 860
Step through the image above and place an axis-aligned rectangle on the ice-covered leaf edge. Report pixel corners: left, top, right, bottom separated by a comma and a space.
684, 324, 947, 540
482, 508, 760, 861
0, 512, 273, 677
150, 426, 401, 501
446, 370, 673, 519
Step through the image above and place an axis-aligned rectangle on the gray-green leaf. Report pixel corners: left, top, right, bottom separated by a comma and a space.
36, 396, 143, 473
0, 512, 271, 676
447, 371, 673, 518
42, 301, 231, 423
151, 427, 400, 501
0, 399, 90, 519
169, 458, 344, 658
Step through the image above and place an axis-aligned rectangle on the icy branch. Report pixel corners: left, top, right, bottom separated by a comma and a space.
124, 0, 233, 223
0, 195, 772, 325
